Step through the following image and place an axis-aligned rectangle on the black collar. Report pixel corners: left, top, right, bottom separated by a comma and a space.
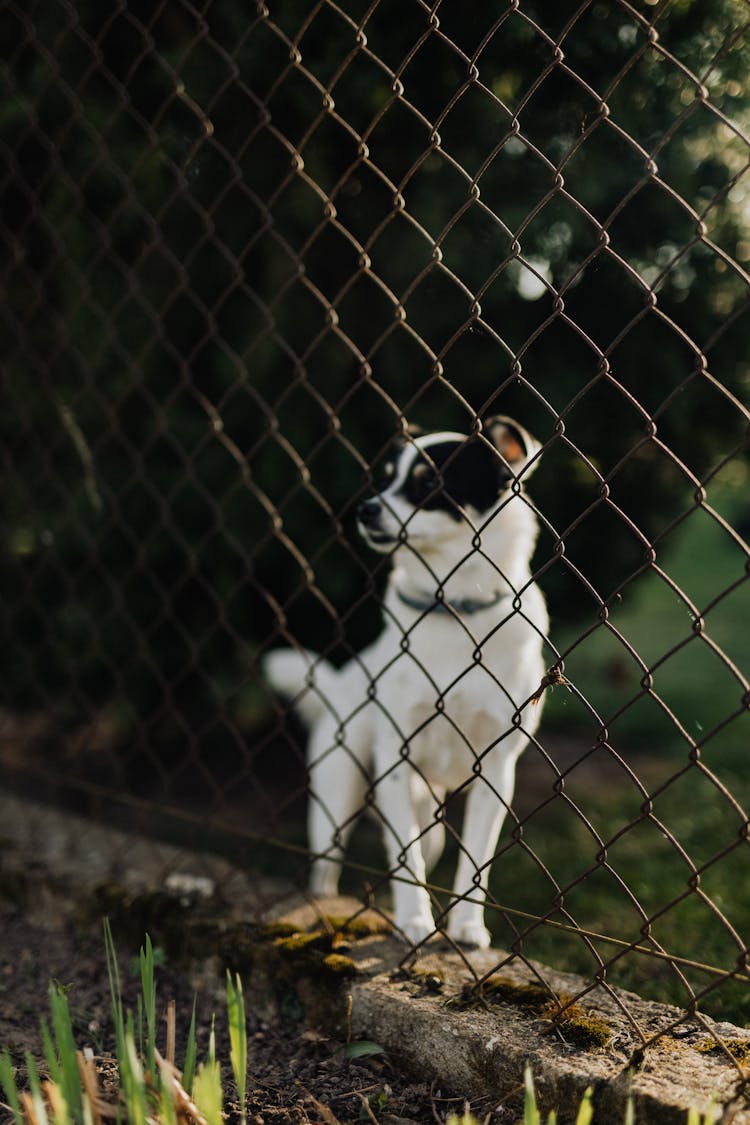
395, 587, 505, 616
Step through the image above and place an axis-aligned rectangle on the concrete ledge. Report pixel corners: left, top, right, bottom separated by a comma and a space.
270, 898, 750, 1124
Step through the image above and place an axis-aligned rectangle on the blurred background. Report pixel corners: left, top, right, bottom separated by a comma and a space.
2, 0, 749, 1018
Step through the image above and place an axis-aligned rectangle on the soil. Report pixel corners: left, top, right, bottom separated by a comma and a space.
0, 902, 504, 1125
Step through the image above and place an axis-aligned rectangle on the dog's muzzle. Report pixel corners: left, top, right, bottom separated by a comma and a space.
357, 497, 383, 528
357, 497, 397, 548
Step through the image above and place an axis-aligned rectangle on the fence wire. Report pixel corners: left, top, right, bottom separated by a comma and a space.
3, 0, 750, 1063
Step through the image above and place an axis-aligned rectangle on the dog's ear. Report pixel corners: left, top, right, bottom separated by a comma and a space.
483, 415, 541, 478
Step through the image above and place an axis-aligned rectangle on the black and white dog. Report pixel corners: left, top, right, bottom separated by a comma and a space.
264, 416, 548, 948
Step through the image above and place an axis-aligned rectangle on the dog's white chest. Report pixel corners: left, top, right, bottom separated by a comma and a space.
368, 598, 546, 787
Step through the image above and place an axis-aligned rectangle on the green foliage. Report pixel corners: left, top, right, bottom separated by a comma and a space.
47, 985, 83, 1124
226, 971, 248, 1125
344, 1040, 386, 1059
182, 995, 198, 1096
139, 934, 157, 1080
192, 1057, 223, 1125
466, 489, 750, 1021
0, 1050, 24, 1125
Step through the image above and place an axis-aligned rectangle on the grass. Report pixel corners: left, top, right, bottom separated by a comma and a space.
1, 921, 248, 1125
544, 481, 749, 758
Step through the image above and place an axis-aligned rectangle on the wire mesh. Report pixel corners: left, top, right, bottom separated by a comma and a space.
2, 0, 750, 1060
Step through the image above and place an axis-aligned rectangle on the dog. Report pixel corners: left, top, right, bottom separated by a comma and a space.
263, 416, 548, 949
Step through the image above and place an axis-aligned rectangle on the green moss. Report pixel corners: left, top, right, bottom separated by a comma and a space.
695, 1037, 750, 1063
273, 929, 332, 957
458, 976, 611, 1050
322, 953, 358, 977
556, 1009, 612, 1049
322, 913, 392, 937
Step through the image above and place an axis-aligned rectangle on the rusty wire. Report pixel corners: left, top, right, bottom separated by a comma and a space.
3, 0, 750, 1064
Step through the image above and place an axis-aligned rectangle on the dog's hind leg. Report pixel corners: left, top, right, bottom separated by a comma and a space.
307, 715, 370, 897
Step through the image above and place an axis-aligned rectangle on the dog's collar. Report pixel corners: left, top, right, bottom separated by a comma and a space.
395, 587, 505, 616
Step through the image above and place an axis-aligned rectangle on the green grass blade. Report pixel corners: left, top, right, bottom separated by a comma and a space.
208, 1014, 216, 1066
136, 993, 144, 1064
118, 1022, 148, 1125
49, 984, 83, 1124
192, 1059, 223, 1125
181, 999, 197, 1093
139, 935, 156, 1079
0, 1050, 24, 1125
102, 919, 125, 1060
624, 1089, 635, 1125
182, 996, 198, 1096
157, 1061, 178, 1125
226, 971, 248, 1124
40, 1018, 62, 1087
523, 1065, 541, 1125
574, 1087, 594, 1125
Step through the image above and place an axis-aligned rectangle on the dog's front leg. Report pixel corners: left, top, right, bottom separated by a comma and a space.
447, 751, 521, 949
374, 749, 435, 945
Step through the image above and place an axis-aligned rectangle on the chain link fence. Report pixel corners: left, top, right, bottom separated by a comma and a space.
3, 0, 750, 1062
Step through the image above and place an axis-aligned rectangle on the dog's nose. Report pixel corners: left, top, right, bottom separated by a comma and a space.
357, 497, 382, 526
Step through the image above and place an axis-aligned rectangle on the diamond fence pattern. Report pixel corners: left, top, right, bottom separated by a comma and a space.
2, 0, 750, 1063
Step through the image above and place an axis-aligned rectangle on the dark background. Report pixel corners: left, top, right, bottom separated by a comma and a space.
2, 0, 748, 820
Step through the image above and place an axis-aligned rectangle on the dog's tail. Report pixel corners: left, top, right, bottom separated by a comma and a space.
262, 647, 339, 728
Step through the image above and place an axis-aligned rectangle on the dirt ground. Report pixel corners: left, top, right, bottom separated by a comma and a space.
0, 901, 504, 1125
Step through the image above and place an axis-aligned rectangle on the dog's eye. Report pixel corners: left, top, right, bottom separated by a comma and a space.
377, 460, 396, 488
411, 462, 438, 499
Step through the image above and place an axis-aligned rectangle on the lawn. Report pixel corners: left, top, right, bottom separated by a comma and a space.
480, 476, 750, 1022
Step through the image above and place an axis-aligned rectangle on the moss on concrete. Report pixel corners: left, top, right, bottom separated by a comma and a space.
322, 913, 392, 938
457, 975, 611, 1050
695, 1037, 750, 1064
322, 953, 358, 977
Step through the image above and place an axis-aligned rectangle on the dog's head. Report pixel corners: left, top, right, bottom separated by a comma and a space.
357, 416, 540, 554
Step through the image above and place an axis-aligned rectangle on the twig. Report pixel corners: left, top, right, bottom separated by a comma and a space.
166, 1000, 176, 1069
76, 1050, 116, 1123
358, 1092, 379, 1125
296, 1083, 343, 1125
154, 1047, 209, 1125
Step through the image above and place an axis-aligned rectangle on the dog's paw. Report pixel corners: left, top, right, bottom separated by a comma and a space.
397, 913, 437, 946
447, 919, 492, 950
